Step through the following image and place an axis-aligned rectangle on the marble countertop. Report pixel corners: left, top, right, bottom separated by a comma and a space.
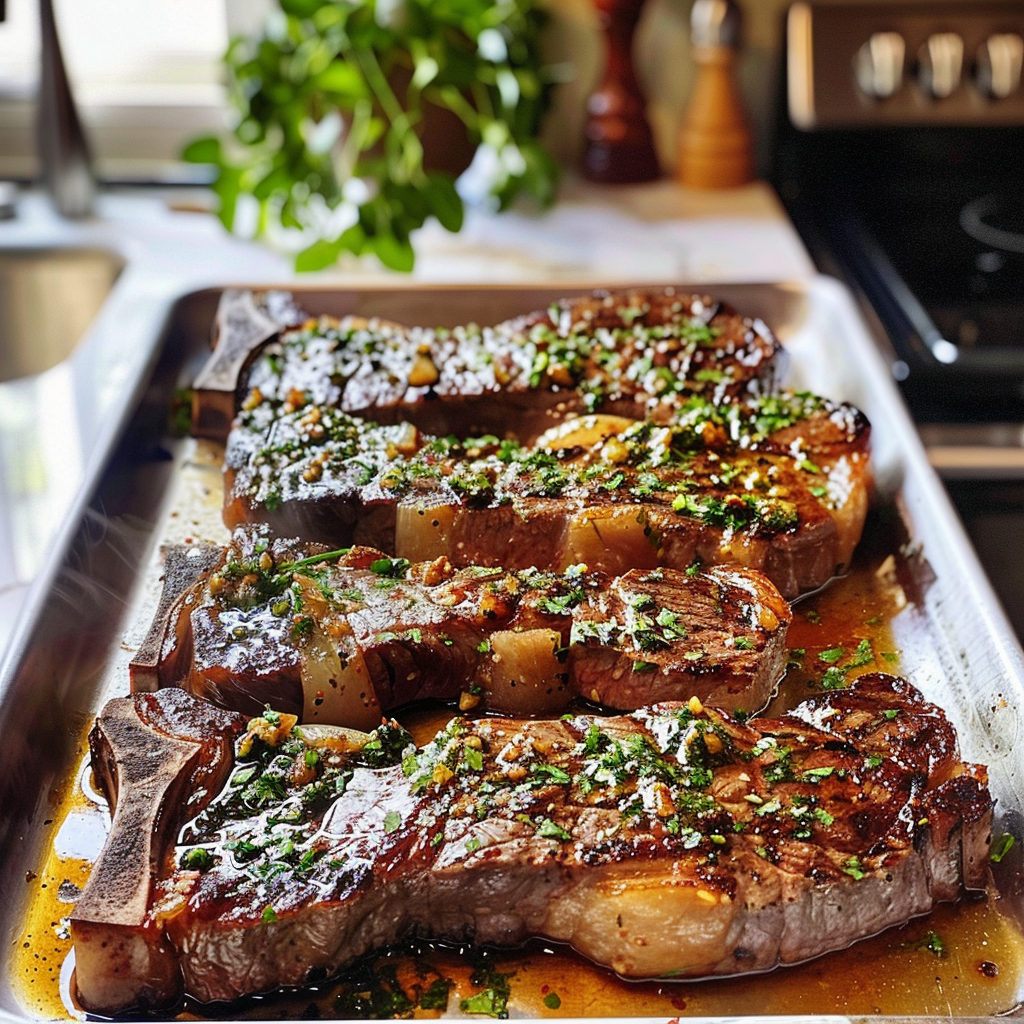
0, 178, 815, 661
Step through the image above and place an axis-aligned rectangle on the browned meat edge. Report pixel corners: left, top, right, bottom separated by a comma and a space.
133, 534, 791, 727
71, 675, 991, 1012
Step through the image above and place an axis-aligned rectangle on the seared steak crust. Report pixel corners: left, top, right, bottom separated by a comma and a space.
145, 530, 791, 725
224, 401, 869, 599
242, 289, 783, 439
71, 675, 991, 1011
220, 288, 870, 598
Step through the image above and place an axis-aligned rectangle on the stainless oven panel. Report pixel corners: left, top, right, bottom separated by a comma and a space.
788, 1, 1024, 130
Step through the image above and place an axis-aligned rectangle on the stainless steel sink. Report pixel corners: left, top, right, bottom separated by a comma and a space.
0, 248, 123, 381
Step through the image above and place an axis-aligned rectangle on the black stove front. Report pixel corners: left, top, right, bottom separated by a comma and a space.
772, 1, 1024, 424
771, 1, 1024, 639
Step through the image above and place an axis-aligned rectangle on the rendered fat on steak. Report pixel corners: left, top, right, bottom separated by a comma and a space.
70, 674, 992, 1012
136, 530, 791, 728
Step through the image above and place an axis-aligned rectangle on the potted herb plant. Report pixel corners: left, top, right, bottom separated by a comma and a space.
184, 0, 560, 271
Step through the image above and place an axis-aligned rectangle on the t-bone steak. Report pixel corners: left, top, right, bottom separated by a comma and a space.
70, 674, 991, 1012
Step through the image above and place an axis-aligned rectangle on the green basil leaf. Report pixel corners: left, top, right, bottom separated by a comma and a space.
181, 136, 222, 164
424, 172, 464, 232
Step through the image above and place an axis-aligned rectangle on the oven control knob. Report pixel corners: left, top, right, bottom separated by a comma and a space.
975, 33, 1024, 99
854, 31, 905, 99
917, 32, 964, 98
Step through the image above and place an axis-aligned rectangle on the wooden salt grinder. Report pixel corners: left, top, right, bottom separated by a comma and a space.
677, 0, 753, 189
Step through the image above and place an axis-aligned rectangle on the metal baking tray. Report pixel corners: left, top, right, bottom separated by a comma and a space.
2, 277, 1023, 1021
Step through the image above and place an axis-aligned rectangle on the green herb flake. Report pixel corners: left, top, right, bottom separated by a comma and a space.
370, 557, 411, 578
421, 979, 453, 1011
531, 763, 571, 786
460, 989, 508, 1018
261, 905, 278, 924
818, 646, 845, 664
991, 832, 1016, 863
537, 818, 571, 841
180, 847, 214, 872
909, 930, 949, 959
543, 992, 562, 1010
383, 810, 402, 833
820, 666, 848, 690
842, 856, 866, 880
848, 637, 875, 667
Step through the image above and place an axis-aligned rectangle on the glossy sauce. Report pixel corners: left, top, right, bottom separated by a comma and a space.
9, 507, 1024, 1019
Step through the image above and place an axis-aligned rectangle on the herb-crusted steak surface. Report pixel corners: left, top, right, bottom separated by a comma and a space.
71, 675, 992, 1012
224, 402, 869, 599
242, 289, 783, 439
220, 288, 871, 599
142, 530, 791, 726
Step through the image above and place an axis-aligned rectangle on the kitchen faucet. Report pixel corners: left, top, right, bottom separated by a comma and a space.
37, 0, 96, 217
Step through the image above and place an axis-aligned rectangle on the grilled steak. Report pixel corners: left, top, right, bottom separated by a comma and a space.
70, 674, 991, 1012
236, 288, 783, 442
224, 397, 869, 598
215, 288, 870, 598
138, 531, 791, 727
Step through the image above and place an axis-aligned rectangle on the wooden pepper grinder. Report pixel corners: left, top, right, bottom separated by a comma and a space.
677, 0, 754, 189
582, 0, 661, 184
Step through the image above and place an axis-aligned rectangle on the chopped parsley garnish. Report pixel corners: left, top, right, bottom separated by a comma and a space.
820, 666, 848, 690
370, 557, 411, 578
842, 856, 866, 880
848, 637, 875, 667
460, 961, 513, 1018
180, 847, 214, 872
909, 930, 949, 959
991, 832, 1016, 863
